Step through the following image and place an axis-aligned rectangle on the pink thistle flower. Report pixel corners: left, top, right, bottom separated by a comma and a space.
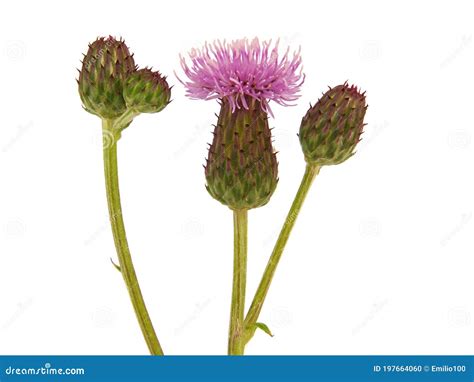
178, 38, 304, 116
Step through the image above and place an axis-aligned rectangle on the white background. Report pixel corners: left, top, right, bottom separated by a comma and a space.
0, 0, 473, 355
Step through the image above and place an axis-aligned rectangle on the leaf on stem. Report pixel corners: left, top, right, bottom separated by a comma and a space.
255, 322, 274, 337
110, 257, 121, 272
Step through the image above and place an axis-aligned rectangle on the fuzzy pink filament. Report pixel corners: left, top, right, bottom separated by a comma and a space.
178, 38, 304, 116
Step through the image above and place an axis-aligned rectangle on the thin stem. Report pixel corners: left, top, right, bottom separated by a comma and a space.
112, 108, 139, 131
243, 164, 320, 346
102, 119, 164, 355
228, 209, 248, 355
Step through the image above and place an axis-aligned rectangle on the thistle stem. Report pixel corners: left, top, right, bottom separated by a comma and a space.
242, 164, 320, 347
113, 108, 139, 131
102, 119, 164, 355
228, 209, 248, 355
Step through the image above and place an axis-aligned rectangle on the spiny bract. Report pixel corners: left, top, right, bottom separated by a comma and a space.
124, 68, 171, 113
205, 98, 278, 210
299, 83, 367, 166
78, 36, 136, 119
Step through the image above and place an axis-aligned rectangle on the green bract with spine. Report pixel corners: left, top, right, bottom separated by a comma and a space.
299, 83, 367, 166
124, 68, 171, 113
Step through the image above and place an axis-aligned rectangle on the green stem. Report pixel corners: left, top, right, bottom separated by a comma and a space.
112, 108, 139, 131
228, 209, 248, 355
102, 119, 164, 355
243, 164, 320, 347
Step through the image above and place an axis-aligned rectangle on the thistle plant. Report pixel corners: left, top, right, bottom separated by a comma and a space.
179, 38, 303, 354
76, 35, 368, 356
244, 83, 368, 350
77, 36, 170, 355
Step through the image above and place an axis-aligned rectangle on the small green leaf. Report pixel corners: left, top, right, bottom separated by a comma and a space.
255, 322, 273, 337
110, 257, 121, 272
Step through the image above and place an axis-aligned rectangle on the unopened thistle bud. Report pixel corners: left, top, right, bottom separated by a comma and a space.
178, 38, 304, 210
78, 36, 136, 119
299, 83, 367, 166
124, 68, 171, 113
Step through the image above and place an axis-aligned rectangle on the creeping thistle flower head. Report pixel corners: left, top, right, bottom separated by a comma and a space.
178, 38, 304, 116
124, 68, 171, 113
78, 36, 171, 127
299, 83, 367, 166
179, 38, 303, 210
205, 97, 279, 210
78, 36, 136, 119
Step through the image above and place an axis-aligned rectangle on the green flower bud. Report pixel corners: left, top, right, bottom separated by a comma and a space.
78, 36, 136, 119
205, 99, 278, 210
123, 68, 171, 113
299, 83, 367, 166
